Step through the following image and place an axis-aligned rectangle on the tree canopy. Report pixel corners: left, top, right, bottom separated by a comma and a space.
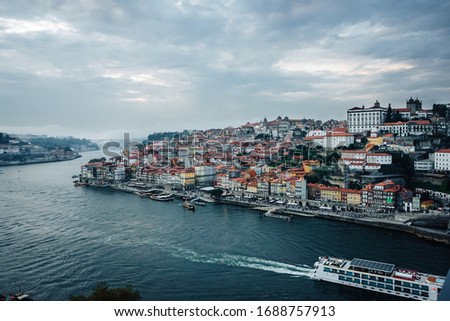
70, 282, 141, 301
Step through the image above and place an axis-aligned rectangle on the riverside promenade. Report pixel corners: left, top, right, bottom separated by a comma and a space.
91, 182, 450, 246
217, 197, 450, 246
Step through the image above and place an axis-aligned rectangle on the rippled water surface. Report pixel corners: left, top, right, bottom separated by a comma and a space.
0, 151, 449, 300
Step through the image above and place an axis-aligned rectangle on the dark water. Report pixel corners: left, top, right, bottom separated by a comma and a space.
0, 151, 449, 301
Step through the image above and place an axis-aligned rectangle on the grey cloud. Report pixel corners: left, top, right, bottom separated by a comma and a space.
0, 0, 449, 138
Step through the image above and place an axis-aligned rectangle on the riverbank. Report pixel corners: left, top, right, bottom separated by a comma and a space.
79, 181, 450, 246
216, 197, 450, 246
0, 155, 81, 167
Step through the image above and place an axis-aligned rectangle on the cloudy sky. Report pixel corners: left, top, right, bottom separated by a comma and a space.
1, 0, 449, 139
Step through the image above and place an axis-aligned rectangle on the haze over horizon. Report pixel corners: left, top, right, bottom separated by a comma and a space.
1, 1, 449, 139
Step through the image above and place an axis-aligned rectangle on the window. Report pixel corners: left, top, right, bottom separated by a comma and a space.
403, 282, 411, 288
421, 291, 429, 297
403, 288, 410, 294
362, 280, 369, 285
395, 286, 402, 292
324, 267, 331, 273
421, 285, 429, 291
394, 280, 401, 285
377, 283, 385, 289
377, 277, 385, 282
369, 281, 376, 287
385, 279, 393, 284
386, 285, 393, 290
362, 274, 368, 279
339, 276, 345, 281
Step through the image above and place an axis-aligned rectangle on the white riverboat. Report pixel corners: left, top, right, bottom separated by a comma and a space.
313, 256, 445, 300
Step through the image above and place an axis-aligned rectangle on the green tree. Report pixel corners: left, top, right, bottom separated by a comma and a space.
385, 105, 393, 122
88, 157, 106, 163
71, 282, 141, 301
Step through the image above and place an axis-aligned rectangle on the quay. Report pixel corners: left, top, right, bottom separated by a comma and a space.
216, 197, 450, 246
80, 181, 450, 246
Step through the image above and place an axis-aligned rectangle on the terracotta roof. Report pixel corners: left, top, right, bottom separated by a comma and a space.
383, 121, 406, 125
326, 132, 353, 137
393, 108, 411, 112
304, 136, 323, 141
436, 149, 450, 153
341, 150, 366, 154
367, 153, 391, 157
408, 120, 431, 125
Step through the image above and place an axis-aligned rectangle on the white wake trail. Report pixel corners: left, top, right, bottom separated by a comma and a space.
169, 247, 314, 278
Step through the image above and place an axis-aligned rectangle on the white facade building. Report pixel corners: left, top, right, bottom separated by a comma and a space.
347, 101, 387, 134
414, 159, 434, 172
366, 153, 392, 165
434, 149, 450, 172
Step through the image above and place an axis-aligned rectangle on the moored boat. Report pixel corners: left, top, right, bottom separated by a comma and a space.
9, 292, 33, 301
313, 256, 445, 301
73, 180, 87, 187
183, 201, 195, 211
150, 194, 174, 201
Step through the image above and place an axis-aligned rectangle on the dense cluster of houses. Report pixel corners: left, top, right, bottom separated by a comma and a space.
79, 97, 450, 212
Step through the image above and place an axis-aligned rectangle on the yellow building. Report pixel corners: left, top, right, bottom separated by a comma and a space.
180, 169, 195, 190
319, 186, 342, 202
302, 160, 321, 174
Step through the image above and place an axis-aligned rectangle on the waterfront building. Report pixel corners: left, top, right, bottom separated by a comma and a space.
306, 183, 361, 206
341, 189, 362, 205
319, 185, 342, 203
347, 100, 387, 134
257, 178, 270, 196
293, 178, 307, 200
194, 165, 216, 187
180, 168, 195, 190
361, 180, 411, 210
215, 173, 231, 190
246, 180, 258, 194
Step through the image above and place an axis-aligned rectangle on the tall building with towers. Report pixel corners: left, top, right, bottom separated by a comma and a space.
347, 100, 387, 134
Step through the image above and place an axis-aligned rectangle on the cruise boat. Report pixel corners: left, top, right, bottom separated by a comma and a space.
313, 256, 445, 300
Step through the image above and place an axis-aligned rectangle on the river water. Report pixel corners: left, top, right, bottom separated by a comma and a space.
0, 151, 449, 300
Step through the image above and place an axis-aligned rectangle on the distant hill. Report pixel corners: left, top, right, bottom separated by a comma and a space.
23, 136, 99, 151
